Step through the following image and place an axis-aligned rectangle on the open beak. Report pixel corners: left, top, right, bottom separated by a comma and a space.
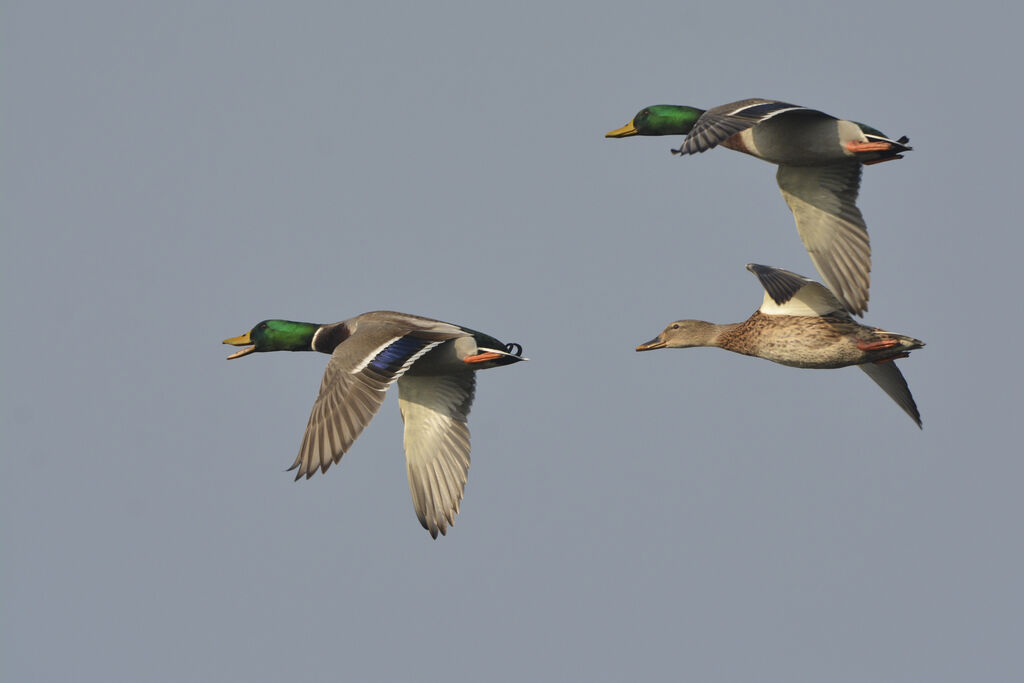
223, 331, 256, 359
635, 337, 666, 352
605, 121, 638, 138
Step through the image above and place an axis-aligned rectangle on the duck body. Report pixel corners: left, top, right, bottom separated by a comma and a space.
719, 112, 879, 166
606, 99, 912, 316
709, 311, 923, 369
636, 265, 924, 426
223, 310, 526, 538
403, 326, 519, 375
663, 99, 910, 165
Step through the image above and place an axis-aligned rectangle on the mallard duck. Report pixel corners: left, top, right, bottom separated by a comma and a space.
635, 264, 924, 427
606, 99, 912, 316
223, 311, 526, 538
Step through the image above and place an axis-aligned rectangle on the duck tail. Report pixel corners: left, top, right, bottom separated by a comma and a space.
883, 332, 925, 351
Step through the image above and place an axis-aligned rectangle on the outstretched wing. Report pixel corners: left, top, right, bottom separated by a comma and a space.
398, 372, 476, 538
676, 99, 821, 155
290, 322, 463, 479
746, 263, 846, 318
859, 362, 922, 428
776, 162, 871, 316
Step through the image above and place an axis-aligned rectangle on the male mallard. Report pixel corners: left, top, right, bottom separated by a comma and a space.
635, 264, 924, 427
606, 99, 912, 316
223, 311, 526, 538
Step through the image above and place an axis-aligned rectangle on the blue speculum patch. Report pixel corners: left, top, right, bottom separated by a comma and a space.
369, 336, 432, 374
738, 102, 796, 118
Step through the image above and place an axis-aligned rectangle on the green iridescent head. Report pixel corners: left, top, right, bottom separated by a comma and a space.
223, 319, 321, 358
606, 105, 706, 138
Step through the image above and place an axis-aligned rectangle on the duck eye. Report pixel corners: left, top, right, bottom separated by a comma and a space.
671, 324, 679, 329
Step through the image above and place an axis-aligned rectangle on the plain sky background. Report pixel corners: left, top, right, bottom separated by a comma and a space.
3, 2, 1022, 681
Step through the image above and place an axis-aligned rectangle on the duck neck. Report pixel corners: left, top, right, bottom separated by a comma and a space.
695, 321, 742, 348
708, 320, 755, 353
309, 322, 351, 354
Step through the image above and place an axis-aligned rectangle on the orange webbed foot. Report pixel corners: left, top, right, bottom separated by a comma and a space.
846, 140, 895, 153
857, 339, 901, 352
463, 351, 504, 364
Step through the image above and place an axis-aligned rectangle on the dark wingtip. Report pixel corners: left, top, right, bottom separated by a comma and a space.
909, 405, 923, 429
746, 263, 805, 305
907, 393, 923, 430
424, 521, 446, 539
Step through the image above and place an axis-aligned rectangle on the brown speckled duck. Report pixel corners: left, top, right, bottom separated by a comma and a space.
636, 264, 924, 427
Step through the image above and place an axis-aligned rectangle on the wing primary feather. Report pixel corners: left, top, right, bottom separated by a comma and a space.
859, 363, 922, 428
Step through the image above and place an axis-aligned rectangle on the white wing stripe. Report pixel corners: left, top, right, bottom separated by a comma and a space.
349, 338, 401, 374
349, 338, 442, 377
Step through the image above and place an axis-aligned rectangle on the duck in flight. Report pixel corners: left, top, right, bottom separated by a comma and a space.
635, 264, 924, 427
224, 311, 526, 538
607, 99, 912, 316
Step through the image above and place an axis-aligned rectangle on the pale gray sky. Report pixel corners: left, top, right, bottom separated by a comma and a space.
3, 2, 1022, 681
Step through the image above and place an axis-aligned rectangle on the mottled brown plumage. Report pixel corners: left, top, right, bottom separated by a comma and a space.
636, 265, 924, 426
712, 311, 920, 369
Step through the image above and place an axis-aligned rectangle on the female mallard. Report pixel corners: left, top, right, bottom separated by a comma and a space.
606, 99, 912, 316
223, 311, 526, 538
635, 264, 924, 427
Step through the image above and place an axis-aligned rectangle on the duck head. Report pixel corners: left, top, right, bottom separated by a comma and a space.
606, 105, 705, 138
223, 320, 321, 358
